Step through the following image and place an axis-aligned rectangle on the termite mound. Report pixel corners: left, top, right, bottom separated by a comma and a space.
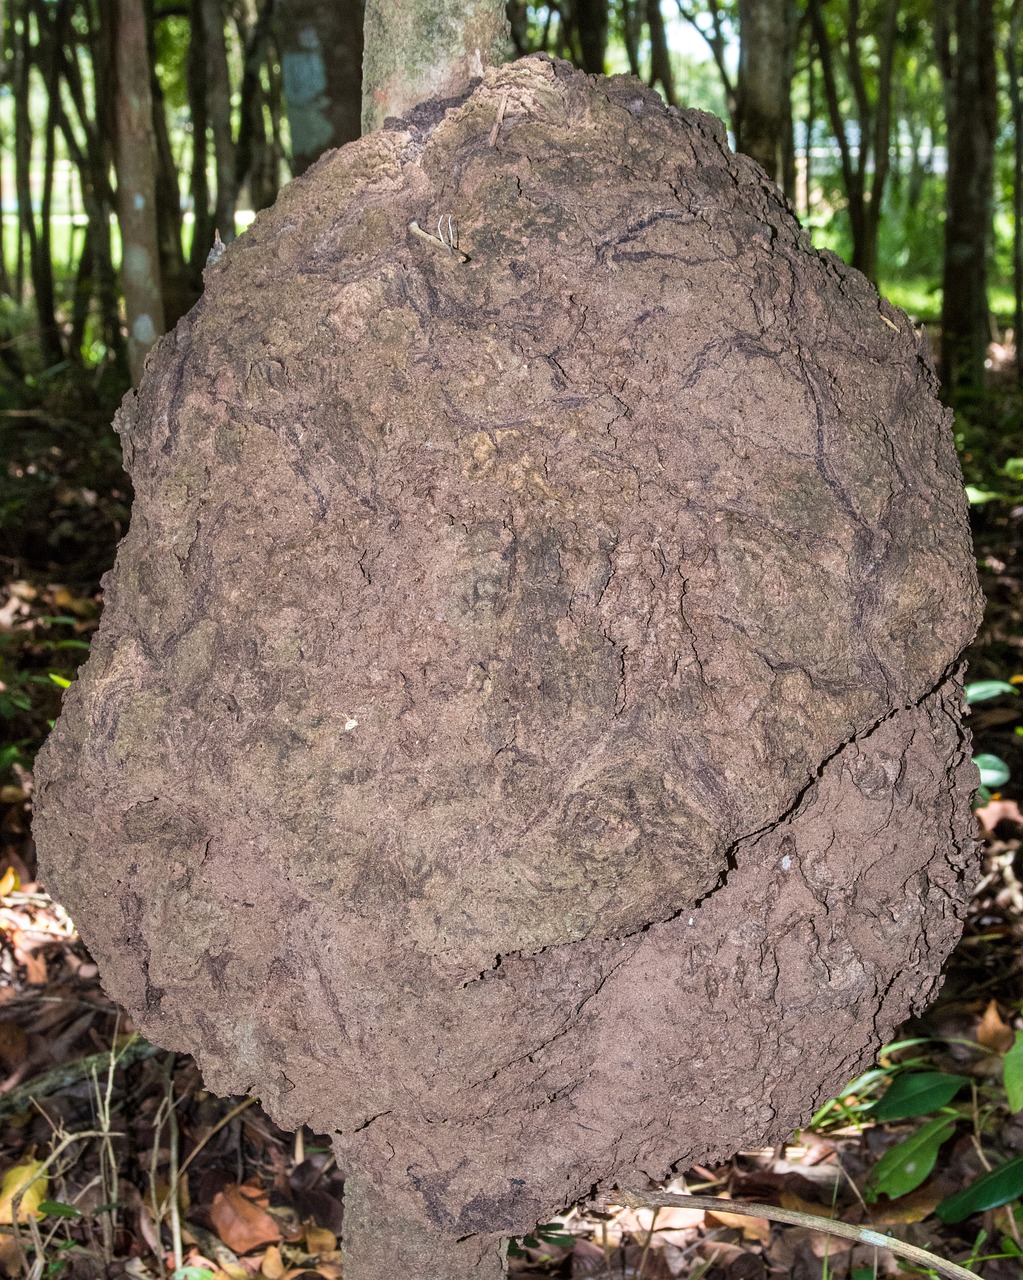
34, 56, 981, 1280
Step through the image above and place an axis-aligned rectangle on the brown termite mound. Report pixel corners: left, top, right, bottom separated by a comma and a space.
34, 56, 981, 1280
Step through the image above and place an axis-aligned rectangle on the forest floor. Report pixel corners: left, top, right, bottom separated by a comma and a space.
2, 382, 1023, 1279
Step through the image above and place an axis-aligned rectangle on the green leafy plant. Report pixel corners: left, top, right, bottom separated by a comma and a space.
868, 1070, 970, 1121
966, 680, 1019, 704
936, 1155, 1023, 1223
507, 1220, 576, 1259
865, 1114, 958, 1201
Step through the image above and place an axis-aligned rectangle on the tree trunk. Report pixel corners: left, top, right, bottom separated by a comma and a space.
36, 0, 65, 367
235, 0, 280, 209
15, 0, 63, 367
646, 0, 676, 105
187, 0, 214, 280
936, 0, 997, 396
109, 0, 166, 384
202, 0, 238, 240
735, 0, 791, 185
361, 0, 509, 133
277, 0, 363, 174
575, 0, 608, 74
1006, 0, 1023, 375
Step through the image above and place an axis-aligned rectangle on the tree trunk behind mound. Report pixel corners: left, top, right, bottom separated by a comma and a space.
361, 0, 510, 130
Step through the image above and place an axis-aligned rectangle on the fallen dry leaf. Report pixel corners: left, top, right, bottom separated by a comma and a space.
303, 1226, 336, 1256
975, 797, 1023, 834
703, 1207, 771, 1243
694, 1238, 747, 1266
260, 1246, 285, 1279
867, 1180, 948, 1224
0, 1234, 20, 1278
977, 998, 1015, 1053
210, 1185, 282, 1254
9, 933, 47, 985
778, 1189, 838, 1218
0, 1158, 46, 1223
0, 1020, 27, 1070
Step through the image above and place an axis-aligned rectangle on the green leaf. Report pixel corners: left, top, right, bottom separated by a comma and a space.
869, 1071, 969, 1121
975, 785, 993, 807
1003, 458, 1023, 480
966, 485, 1000, 505
974, 753, 1011, 789
47, 673, 71, 690
1005, 1032, 1023, 1114
966, 680, 1019, 704
865, 1115, 956, 1202
37, 1201, 81, 1219
936, 1153, 1023, 1223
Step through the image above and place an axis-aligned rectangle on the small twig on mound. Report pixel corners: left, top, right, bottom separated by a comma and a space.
599, 1191, 979, 1280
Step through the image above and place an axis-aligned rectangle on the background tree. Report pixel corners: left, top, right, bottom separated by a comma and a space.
277, 0, 363, 176
807, 0, 900, 282
735, 0, 794, 188
934, 0, 998, 396
110, 0, 165, 383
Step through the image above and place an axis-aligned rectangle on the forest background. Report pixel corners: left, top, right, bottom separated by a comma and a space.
3, 0, 1023, 1278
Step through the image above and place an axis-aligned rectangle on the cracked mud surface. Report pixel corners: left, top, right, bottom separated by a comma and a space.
34, 57, 981, 1280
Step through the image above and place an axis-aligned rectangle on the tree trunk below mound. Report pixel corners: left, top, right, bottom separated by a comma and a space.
341, 1175, 506, 1280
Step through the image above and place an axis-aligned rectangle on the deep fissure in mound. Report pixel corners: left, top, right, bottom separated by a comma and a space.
34, 56, 981, 1280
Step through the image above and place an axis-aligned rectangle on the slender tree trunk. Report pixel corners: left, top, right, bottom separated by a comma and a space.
109, 0, 166, 384
807, 0, 894, 282
36, 0, 64, 366
804, 47, 815, 217
622, 0, 641, 76
576, 0, 609, 73
144, 0, 194, 325
1007, 0, 1023, 375
14, 1, 63, 365
735, 0, 791, 185
202, 0, 238, 239
71, 0, 126, 371
187, 0, 213, 279
646, 0, 676, 104
235, 0, 279, 208
361, 0, 509, 133
277, 0, 363, 173
936, 0, 998, 396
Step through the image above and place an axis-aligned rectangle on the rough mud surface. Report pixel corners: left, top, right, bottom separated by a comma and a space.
34, 56, 982, 1280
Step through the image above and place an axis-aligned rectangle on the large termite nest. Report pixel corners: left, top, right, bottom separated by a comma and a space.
34, 56, 981, 1280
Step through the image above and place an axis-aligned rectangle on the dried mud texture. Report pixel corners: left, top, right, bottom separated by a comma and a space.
35, 56, 982, 1280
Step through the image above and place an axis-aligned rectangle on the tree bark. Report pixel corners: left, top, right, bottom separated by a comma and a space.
109, 0, 166, 384
735, 0, 791, 186
677, 0, 736, 127
361, 0, 509, 133
277, 0, 363, 174
646, 0, 676, 105
575, 0, 609, 74
936, 0, 998, 396
807, 0, 896, 282
202, 0, 238, 240
187, 0, 214, 280
1006, 0, 1023, 375
235, 0, 280, 209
